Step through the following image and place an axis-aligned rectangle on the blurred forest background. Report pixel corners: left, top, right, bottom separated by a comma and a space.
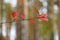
0, 0, 60, 40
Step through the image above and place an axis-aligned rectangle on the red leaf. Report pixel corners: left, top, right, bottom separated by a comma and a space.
12, 11, 18, 20
41, 14, 47, 17
37, 14, 47, 18
29, 20, 35, 23
12, 11, 17, 17
40, 17, 48, 21
20, 14, 25, 19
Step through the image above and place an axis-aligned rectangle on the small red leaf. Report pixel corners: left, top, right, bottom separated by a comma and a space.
12, 11, 18, 20
37, 14, 47, 18
41, 14, 47, 17
12, 11, 17, 17
20, 14, 25, 19
29, 20, 35, 23
40, 17, 48, 21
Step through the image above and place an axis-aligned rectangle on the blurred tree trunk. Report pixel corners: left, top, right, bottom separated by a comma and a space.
28, 6, 37, 40
28, 0, 42, 40
57, 0, 60, 40
47, 0, 54, 40
0, 0, 3, 40
23, 0, 29, 40
28, 2, 36, 40
16, 0, 24, 40
6, 3, 12, 40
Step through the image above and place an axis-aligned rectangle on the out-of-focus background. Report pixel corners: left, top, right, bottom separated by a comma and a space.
0, 0, 60, 40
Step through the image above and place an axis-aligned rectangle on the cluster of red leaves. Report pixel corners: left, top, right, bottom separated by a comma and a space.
12, 11, 18, 20
12, 11, 48, 22
20, 13, 25, 19
37, 14, 48, 21
12, 11, 25, 20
